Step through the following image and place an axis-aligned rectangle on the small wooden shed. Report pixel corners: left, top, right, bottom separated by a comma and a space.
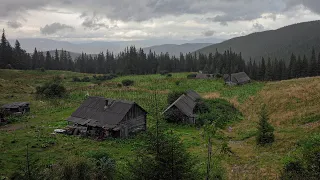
67, 96, 147, 138
163, 90, 201, 124
195, 74, 214, 79
224, 72, 251, 85
1, 102, 30, 115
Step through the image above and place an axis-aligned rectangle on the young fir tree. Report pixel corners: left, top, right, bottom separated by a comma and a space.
256, 105, 275, 145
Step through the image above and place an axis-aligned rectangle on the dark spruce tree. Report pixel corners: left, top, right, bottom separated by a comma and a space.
257, 105, 275, 145
265, 58, 273, 81
302, 55, 309, 77
308, 48, 318, 76
128, 130, 198, 180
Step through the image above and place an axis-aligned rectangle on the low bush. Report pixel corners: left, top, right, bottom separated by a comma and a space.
72, 77, 81, 82
81, 76, 91, 82
164, 108, 187, 123
187, 74, 197, 79
117, 83, 122, 88
93, 75, 115, 81
194, 101, 210, 114
167, 73, 172, 77
281, 134, 320, 179
37, 153, 116, 180
167, 90, 185, 105
160, 70, 169, 75
196, 99, 243, 128
122, 79, 134, 86
36, 79, 67, 98
215, 73, 223, 78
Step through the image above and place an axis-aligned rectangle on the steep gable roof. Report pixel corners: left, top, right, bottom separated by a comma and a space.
163, 94, 196, 117
224, 72, 251, 84
67, 96, 146, 128
185, 90, 201, 101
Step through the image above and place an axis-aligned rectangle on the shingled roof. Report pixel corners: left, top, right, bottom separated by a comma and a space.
163, 94, 196, 117
67, 96, 146, 129
163, 90, 201, 118
2, 102, 29, 109
185, 90, 201, 101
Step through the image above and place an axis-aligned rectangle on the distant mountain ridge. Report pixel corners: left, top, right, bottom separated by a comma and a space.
8, 38, 222, 57
196, 20, 320, 62
143, 43, 212, 57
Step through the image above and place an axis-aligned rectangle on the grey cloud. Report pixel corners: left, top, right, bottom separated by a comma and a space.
81, 14, 110, 30
1, 0, 320, 23
284, 0, 320, 14
7, 20, 22, 29
40, 22, 75, 35
202, 30, 215, 37
252, 23, 265, 31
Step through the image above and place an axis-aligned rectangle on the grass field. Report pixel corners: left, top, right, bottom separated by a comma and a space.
0, 69, 319, 179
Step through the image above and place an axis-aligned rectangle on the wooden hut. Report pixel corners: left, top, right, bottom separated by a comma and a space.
67, 96, 147, 138
224, 72, 251, 85
163, 90, 201, 124
1, 102, 30, 115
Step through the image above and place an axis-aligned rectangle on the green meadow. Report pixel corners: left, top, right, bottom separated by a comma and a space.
0, 69, 319, 179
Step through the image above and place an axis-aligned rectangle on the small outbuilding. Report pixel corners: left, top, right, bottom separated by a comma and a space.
1, 102, 30, 115
67, 96, 147, 139
163, 90, 201, 124
223, 72, 251, 85
195, 73, 214, 79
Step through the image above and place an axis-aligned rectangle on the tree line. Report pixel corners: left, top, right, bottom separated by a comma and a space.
1, 29, 320, 81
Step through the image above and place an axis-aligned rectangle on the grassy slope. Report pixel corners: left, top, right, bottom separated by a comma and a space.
0, 70, 319, 179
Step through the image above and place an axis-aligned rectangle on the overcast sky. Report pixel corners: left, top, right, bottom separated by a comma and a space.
1, 0, 320, 43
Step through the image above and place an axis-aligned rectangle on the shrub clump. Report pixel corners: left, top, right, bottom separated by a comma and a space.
160, 70, 169, 75
215, 73, 223, 78
93, 74, 117, 81
196, 99, 243, 128
167, 90, 185, 105
72, 77, 81, 82
281, 134, 320, 179
81, 76, 91, 82
36, 78, 67, 98
38, 155, 116, 180
166, 73, 172, 77
187, 74, 197, 79
122, 79, 134, 86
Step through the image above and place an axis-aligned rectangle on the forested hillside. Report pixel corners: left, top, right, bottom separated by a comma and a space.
197, 20, 320, 62
1, 29, 320, 82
